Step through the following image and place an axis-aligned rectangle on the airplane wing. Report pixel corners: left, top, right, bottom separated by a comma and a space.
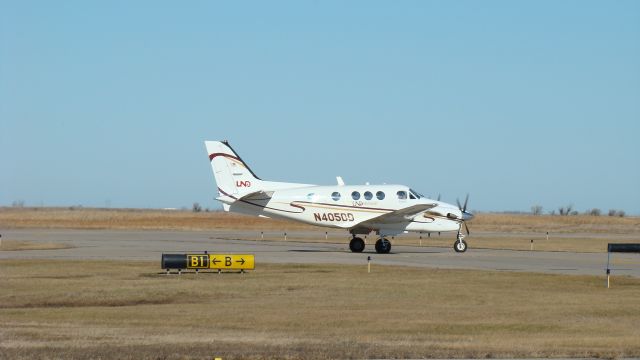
357, 203, 438, 225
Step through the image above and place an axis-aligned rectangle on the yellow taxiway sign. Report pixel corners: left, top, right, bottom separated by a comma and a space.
208, 254, 255, 270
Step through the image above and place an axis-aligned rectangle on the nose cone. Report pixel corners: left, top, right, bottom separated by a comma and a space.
462, 211, 474, 221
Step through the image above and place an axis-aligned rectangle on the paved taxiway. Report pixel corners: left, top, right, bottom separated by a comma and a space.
1, 229, 638, 277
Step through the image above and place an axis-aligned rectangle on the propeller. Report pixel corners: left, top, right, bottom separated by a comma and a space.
462, 221, 470, 235
456, 194, 469, 213
456, 194, 473, 235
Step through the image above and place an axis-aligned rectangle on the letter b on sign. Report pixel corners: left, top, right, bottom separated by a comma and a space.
225, 256, 232, 266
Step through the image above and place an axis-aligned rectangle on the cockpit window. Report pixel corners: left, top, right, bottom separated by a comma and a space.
409, 189, 423, 199
397, 191, 407, 200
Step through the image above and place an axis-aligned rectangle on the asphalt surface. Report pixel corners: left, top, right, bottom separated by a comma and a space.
1, 229, 639, 277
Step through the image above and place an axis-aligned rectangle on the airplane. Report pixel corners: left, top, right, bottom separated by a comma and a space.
205, 140, 474, 254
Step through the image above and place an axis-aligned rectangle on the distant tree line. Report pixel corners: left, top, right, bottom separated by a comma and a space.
530, 205, 625, 217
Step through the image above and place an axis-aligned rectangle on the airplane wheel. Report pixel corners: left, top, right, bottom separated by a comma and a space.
454, 239, 468, 253
349, 237, 365, 253
375, 238, 391, 254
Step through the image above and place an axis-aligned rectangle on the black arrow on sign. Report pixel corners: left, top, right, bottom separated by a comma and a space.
212, 258, 221, 265
236, 258, 245, 265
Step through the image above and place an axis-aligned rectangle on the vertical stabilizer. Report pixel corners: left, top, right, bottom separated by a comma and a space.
204, 140, 263, 198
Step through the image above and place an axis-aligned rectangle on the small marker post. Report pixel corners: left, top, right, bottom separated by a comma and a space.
325, 231, 328, 241
530, 239, 534, 251
606, 268, 611, 288
261, 231, 264, 241
367, 256, 371, 273
284, 232, 287, 241
546, 231, 549, 241
419, 232, 422, 247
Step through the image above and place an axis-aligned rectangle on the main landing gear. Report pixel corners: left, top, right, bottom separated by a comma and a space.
349, 236, 365, 253
375, 238, 391, 254
348, 235, 391, 254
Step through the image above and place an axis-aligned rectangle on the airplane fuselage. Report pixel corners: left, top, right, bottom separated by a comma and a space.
220, 184, 462, 237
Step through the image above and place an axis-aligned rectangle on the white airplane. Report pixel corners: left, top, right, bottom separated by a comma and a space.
205, 140, 474, 254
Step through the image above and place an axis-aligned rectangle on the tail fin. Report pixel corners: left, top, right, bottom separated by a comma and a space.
205, 140, 263, 198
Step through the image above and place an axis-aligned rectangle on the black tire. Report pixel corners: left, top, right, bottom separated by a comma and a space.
349, 237, 365, 253
454, 239, 468, 253
375, 238, 391, 254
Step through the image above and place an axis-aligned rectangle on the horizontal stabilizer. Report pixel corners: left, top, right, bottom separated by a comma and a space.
216, 190, 273, 205
238, 190, 274, 201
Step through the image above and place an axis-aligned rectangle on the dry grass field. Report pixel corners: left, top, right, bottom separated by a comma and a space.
0, 207, 317, 231
1, 207, 639, 233
2, 207, 638, 253
1, 259, 639, 359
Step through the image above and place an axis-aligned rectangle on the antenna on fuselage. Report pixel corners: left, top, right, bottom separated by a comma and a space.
336, 176, 345, 186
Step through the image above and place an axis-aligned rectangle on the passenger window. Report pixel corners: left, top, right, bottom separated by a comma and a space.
307, 193, 315, 201
331, 192, 341, 201
351, 191, 361, 200
376, 191, 385, 200
364, 191, 373, 200
397, 191, 407, 200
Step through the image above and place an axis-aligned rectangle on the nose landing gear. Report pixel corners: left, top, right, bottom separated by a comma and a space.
454, 233, 468, 253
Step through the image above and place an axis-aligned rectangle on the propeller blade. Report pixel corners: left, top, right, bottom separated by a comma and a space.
463, 194, 469, 212
456, 198, 462, 210
437, 194, 441, 201
464, 222, 470, 235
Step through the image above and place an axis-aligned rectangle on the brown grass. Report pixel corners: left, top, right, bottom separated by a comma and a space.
472, 213, 640, 234
1, 207, 639, 234
0, 207, 316, 231
1, 259, 640, 359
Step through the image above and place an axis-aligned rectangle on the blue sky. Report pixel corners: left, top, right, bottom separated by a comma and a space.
1, 1, 639, 214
